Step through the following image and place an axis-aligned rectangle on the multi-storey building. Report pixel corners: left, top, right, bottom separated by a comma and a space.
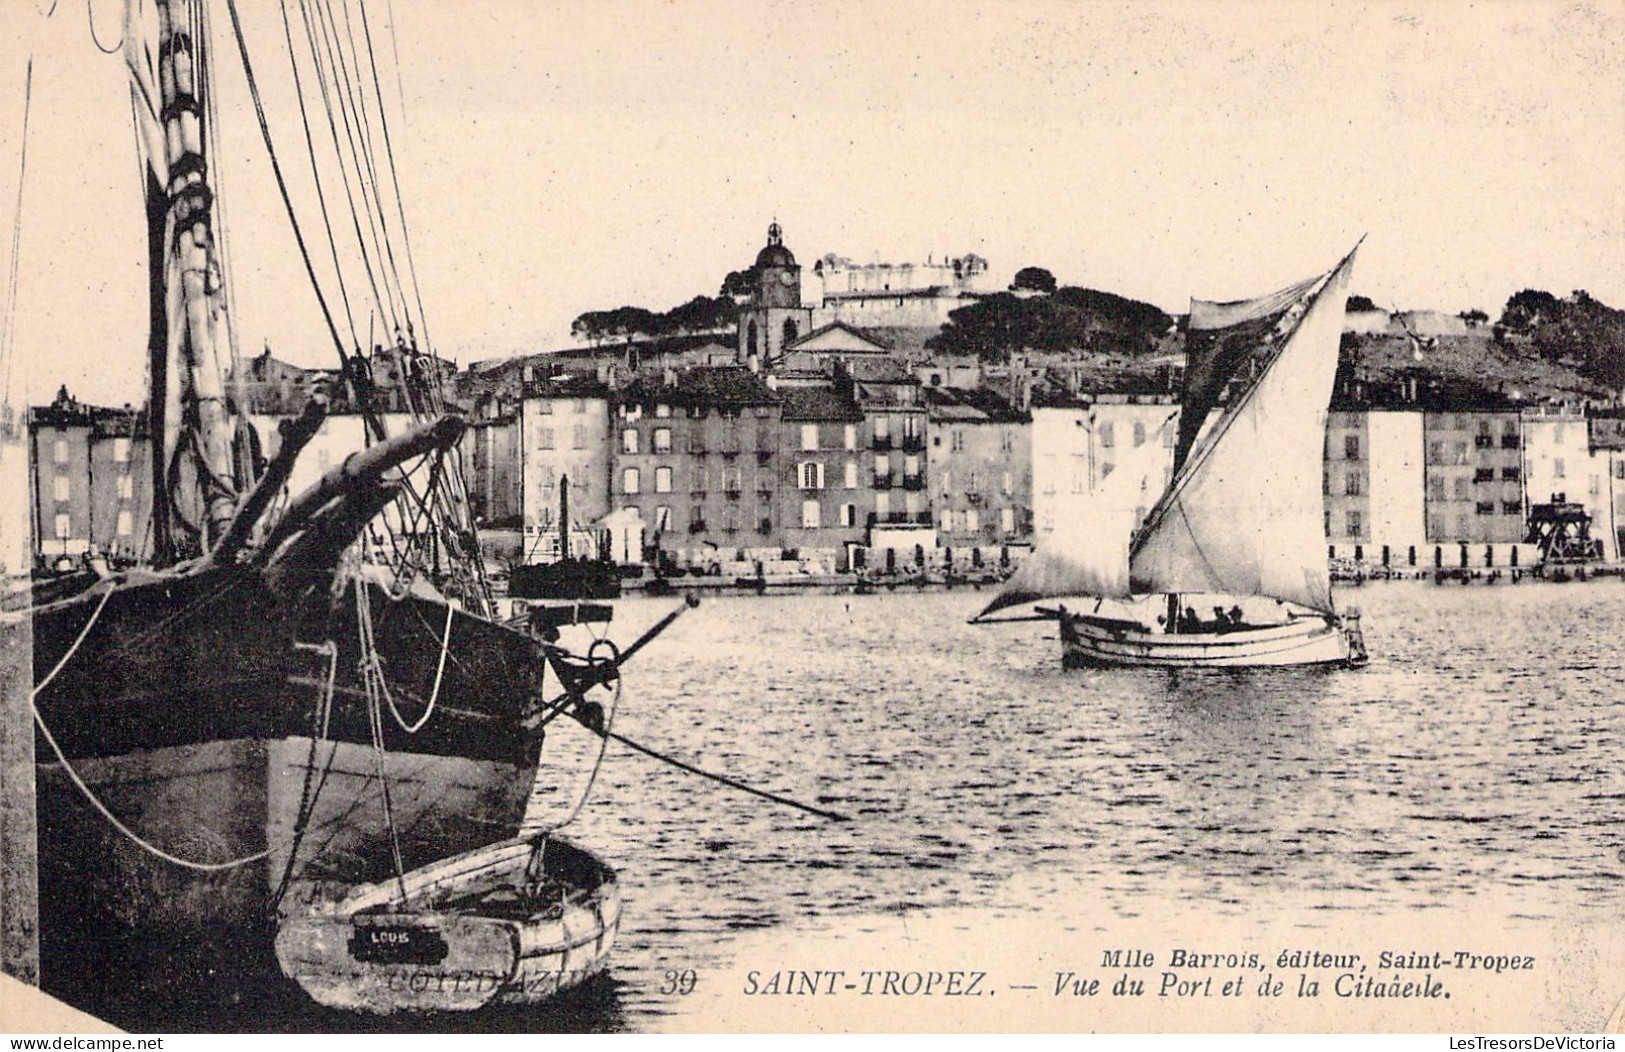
519, 372, 613, 549
1029, 394, 1176, 556
776, 383, 867, 568
467, 412, 522, 528
1421, 408, 1527, 566
29, 388, 151, 565
924, 386, 1031, 555
612, 366, 781, 567
1323, 409, 1426, 567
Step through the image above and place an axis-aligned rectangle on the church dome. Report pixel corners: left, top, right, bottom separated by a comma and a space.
754, 221, 796, 269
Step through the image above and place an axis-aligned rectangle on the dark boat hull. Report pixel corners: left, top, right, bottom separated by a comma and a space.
30, 567, 549, 1021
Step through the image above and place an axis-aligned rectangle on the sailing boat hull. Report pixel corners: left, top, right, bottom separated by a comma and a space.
30, 568, 549, 1021
35, 735, 536, 1020
1060, 611, 1364, 668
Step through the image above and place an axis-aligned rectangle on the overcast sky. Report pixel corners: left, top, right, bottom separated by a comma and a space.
1, 0, 1620, 405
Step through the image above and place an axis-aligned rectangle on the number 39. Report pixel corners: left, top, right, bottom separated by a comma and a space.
661, 968, 698, 995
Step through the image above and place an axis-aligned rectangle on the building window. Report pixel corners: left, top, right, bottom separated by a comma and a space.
113, 437, 130, 463
874, 416, 890, 441
875, 491, 890, 515
1476, 501, 1495, 515
801, 500, 821, 529
1502, 501, 1521, 515
1001, 508, 1015, 534
691, 465, 707, 493
1427, 476, 1444, 499
941, 509, 955, 532
783, 318, 799, 347
571, 425, 587, 449
844, 461, 858, 489
653, 427, 672, 453
801, 424, 819, 451
840, 503, 857, 528
622, 467, 640, 494
1453, 477, 1470, 500
1132, 421, 1146, 447
844, 424, 857, 451
1344, 473, 1362, 496
965, 509, 979, 533
1502, 466, 1520, 481
538, 427, 555, 450
117, 473, 133, 500
1346, 509, 1362, 537
1100, 461, 1115, 481
875, 454, 890, 477
622, 429, 638, 455
53, 475, 69, 502
799, 462, 824, 490
1099, 422, 1115, 448
951, 430, 965, 452
1553, 457, 1565, 479
655, 404, 671, 419
54, 438, 68, 464
535, 399, 553, 415
54, 513, 70, 539
654, 506, 671, 531
655, 466, 672, 493
1043, 454, 1057, 494
1344, 434, 1360, 460
116, 509, 132, 537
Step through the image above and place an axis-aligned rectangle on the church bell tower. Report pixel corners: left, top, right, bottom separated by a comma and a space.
737, 221, 814, 372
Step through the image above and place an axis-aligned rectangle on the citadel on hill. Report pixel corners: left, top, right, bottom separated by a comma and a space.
26, 223, 1625, 580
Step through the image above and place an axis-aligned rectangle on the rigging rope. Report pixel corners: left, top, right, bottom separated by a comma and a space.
535, 640, 622, 834
0, 59, 35, 403
297, 0, 397, 338
277, 0, 360, 351
224, 0, 352, 366
359, 0, 431, 352
86, 0, 123, 53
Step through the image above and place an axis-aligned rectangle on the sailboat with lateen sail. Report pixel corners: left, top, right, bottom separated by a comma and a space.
974, 242, 1369, 668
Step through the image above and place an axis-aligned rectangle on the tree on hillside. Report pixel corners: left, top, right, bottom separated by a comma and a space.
1498, 289, 1562, 333
719, 269, 756, 301
1053, 287, 1172, 337
1010, 266, 1057, 295
1458, 308, 1489, 324
1346, 295, 1380, 313
926, 286, 1171, 362
1494, 288, 1625, 391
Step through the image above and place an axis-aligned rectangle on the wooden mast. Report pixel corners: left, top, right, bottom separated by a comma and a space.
143, 0, 238, 561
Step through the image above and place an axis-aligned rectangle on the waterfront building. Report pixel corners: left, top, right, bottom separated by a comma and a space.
776, 382, 868, 570
1421, 408, 1528, 567
1522, 406, 1617, 562
467, 411, 521, 528
1323, 409, 1426, 568
924, 387, 1032, 558
1029, 394, 1176, 557
29, 388, 151, 566
612, 366, 781, 568
518, 372, 613, 551
1590, 413, 1625, 560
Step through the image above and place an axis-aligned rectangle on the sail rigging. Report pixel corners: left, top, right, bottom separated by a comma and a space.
1128, 245, 1356, 612
974, 409, 1174, 621
977, 243, 1359, 621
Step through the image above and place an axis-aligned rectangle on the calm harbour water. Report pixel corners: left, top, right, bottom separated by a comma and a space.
116, 580, 1625, 1031
508, 579, 1625, 1032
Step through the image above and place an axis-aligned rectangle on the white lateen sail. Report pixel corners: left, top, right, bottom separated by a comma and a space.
976, 242, 1359, 623
1129, 247, 1357, 613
